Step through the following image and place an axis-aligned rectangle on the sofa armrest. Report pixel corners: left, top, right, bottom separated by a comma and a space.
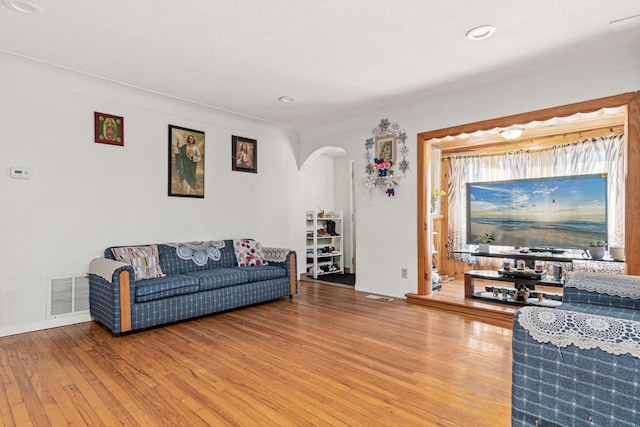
88, 258, 135, 334
562, 271, 640, 309
89, 258, 129, 283
263, 247, 298, 295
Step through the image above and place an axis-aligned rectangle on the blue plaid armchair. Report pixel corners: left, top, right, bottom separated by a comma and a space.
512, 271, 640, 426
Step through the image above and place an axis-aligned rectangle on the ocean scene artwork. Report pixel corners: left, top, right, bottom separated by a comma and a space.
467, 174, 607, 249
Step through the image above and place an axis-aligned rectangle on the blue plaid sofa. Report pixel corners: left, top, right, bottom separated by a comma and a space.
512, 271, 640, 426
88, 240, 297, 335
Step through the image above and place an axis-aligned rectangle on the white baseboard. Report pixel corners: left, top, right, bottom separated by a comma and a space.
0, 313, 92, 338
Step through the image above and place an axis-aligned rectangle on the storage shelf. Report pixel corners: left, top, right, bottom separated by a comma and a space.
315, 270, 344, 275
306, 209, 344, 279
307, 252, 342, 257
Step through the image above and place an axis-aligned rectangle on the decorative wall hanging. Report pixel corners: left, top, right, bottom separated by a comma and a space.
364, 118, 409, 197
94, 112, 123, 146
168, 125, 205, 198
231, 135, 257, 173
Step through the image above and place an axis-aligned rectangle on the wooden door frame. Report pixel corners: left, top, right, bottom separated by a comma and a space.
416, 92, 640, 295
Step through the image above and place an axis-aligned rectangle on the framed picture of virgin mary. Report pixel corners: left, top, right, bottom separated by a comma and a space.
375, 135, 396, 163
94, 112, 124, 146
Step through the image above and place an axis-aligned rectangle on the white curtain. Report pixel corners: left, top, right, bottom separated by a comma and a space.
446, 134, 625, 264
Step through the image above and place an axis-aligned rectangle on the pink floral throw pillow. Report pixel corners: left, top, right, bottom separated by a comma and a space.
233, 239, 268, 267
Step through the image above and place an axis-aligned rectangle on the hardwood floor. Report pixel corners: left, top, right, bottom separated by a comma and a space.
0, 282, 512, 426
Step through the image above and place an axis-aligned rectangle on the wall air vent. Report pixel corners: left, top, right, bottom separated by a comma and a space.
48, 274, 90, 318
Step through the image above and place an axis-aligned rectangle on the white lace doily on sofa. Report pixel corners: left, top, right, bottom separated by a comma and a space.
166, 241, 225, 266
263, 247, 291, 263
565, 271, 640, 299
517, 306, 640, 359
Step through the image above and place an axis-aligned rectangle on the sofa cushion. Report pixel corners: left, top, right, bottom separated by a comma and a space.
134, 274, 200, 303
186, 268, 250, 291
111, 245, 165, 280
233, 238, 268, 267
241, 265, 287, 282
158, 240, 237, 275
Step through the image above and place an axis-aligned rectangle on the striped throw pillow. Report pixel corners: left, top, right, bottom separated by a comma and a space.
111, 244, 165, 280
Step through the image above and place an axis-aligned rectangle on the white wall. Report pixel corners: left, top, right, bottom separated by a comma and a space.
333, 157, 353, 270
0, 54, 305, 336
301, 154, 335, 211
1, 39, 638, 333
298, 46, 640, 299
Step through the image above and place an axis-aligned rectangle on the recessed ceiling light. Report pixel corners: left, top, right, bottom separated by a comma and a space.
465, 25, 496, 41
278, 96, 296, 103
3, 0, 43, 14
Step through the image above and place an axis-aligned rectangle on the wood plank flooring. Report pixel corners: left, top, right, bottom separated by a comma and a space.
0, 281, 513, 426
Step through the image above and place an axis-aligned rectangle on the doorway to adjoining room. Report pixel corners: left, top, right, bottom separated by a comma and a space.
301, 147, 356, 288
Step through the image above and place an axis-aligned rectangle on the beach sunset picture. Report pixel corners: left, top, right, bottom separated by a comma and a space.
467, 174, 607, 249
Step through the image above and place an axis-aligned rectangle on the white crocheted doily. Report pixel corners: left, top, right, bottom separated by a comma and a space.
565, 272, 640, 299
166, 241, 226, 266
263, 247, 291, 263
517, 306, 640, 359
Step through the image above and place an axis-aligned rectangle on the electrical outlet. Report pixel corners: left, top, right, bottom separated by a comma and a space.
401, 268, 408, 279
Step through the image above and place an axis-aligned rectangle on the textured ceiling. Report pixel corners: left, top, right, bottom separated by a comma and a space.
1, 0, 639, 130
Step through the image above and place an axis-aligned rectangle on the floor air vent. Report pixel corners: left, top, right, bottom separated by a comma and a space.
365, 295, 393, 302
48, 274, 90, 318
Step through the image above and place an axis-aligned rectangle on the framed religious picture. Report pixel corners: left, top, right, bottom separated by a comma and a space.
375, 135, 396, 163
168, 125, 205, 198
231, 135, 257, 173
94, 112, 124, 146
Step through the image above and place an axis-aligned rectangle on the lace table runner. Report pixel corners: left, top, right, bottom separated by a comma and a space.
517, 306, 640, 359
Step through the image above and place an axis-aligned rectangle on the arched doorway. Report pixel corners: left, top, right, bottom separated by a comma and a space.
301, 147, 356, 284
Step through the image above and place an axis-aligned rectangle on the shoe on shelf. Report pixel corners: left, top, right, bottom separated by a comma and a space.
326, 220, 337, 236
317, 228, 330, 237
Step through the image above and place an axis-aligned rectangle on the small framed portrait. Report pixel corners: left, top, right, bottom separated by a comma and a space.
232, 135, 257, 173
375, 135, 396, 163
94, 112, 123, 146
168, 125, 205, 198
